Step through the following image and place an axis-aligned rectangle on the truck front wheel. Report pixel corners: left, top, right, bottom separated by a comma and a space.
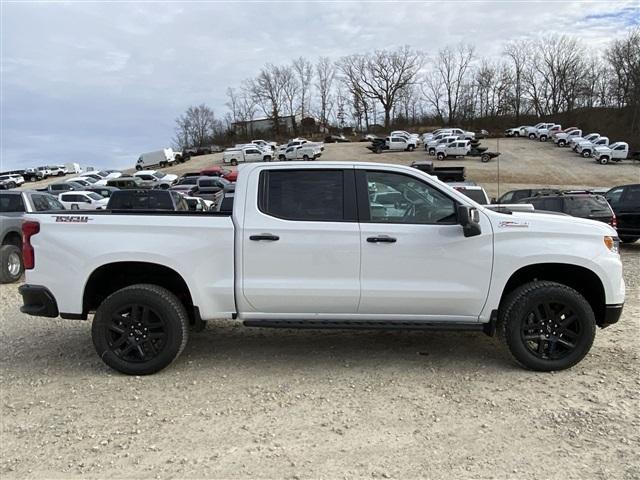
92, 284, 189, 375
499, 281, 596, 371
407, 145, 415, 152
582, 150, 591, 158
436, 152, 445, 160
599, 156, 609, 165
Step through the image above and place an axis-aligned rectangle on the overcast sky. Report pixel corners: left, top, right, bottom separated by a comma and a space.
2, 1, 639, 171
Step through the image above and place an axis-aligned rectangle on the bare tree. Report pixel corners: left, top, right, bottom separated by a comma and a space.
503, 40, 529, 122
293, 57, 313, 119
606, 28, 640, 131
248, 64, 290, 135
173, 104, 218, 148
338, 46, 423, 128
316, 56, 335, 129
431, 44, 474, 125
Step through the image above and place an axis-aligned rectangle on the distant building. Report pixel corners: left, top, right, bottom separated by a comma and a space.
232, 114, 303, 136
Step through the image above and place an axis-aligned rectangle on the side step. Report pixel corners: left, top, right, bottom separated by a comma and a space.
243, 319, 485, 331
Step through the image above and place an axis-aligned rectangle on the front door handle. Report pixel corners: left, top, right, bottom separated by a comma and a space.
367, 235, 397, 243
250, 234, 280, 241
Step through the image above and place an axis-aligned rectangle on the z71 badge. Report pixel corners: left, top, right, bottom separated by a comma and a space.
498, 220, 530, 228
53, 215, 92, 223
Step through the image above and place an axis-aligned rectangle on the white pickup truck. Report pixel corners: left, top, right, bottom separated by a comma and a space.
554, 129, 582, 147
279, 144, 323, 161
223, 145, 273, 165
593, 142, 631, 165
19, 162, 624, 375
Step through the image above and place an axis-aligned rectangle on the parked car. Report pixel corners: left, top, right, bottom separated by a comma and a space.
38, 181, 85, 194
37, 166, 52, 178
504, 126, 527, 137
84, 186, 119, 198
21, 168, 44, 182
605, 184, 640, 243
58, 191, 109, 210
496, 189, 561, 204
47, 165, 66, 176
251, 140, 277, 151
106, 176, 146, 189
199, 167, 238, 182
1, 190, 65, 283
19, 161, 625, 375
569, 133, 599, 151
133, 170, 178, 189
368, 136, 417, 153
106, 189, 189, 211
593, 142, 633, 165
280, 144, 323, 161
518, 194, 615, 227
196, 176, 233, 204
66, 176, 97, 186
554, 129, 582, 147
223, 145, 272, 165
0, 174, 25, 189
64, 163, 82, 174
324, 135, 351, 143
575, 136, 609, 157
136, 149, 179, 170
526, 123, 556, 139
448, 183, 490, 204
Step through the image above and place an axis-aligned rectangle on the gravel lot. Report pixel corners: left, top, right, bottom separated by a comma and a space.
3, 137, 640, 479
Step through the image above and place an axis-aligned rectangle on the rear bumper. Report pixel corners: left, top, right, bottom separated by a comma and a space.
601, 303, 624, 328
19, 284, 59, 318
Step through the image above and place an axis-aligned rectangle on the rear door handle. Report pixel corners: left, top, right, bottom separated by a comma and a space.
367, 235, 397, 243
250, 234, 280, 241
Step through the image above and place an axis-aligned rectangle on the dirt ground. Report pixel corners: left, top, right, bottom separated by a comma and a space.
3, 137, 640, 479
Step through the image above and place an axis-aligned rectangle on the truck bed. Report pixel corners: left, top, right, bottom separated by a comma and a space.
23, 210, 236, 319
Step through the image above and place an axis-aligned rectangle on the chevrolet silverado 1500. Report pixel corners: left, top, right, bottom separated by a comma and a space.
19, 162, 624, 375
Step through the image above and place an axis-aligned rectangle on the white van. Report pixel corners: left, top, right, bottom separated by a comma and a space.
65, 163, 82, 174
135, 149, 177, 171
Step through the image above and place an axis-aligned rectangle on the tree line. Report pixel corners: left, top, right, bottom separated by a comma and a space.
174, 28, 639, 147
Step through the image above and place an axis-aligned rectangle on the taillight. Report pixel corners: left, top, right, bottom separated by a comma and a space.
611, 214, 617, 229
22, 221, 40, 270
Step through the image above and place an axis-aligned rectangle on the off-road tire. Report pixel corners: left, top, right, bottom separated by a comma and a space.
92, 284, 189, 375
0, 245, 23, 284
499, 281, 596, 371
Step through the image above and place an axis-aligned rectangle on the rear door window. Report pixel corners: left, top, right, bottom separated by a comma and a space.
259, 170, 347, 222
0, 194, 25, 212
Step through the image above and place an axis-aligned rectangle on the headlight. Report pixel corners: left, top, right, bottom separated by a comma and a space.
603, 236, 619, 254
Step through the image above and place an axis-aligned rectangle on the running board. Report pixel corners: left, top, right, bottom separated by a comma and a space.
242, 319, 485, 331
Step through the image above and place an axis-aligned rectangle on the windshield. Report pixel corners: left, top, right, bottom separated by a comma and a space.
152, 173, 165, 180
87, 192, 103, 200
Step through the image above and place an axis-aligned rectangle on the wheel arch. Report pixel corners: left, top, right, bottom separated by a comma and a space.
499, 263, 606, 326
83, 261, 196, 321
2, 230, 22, 248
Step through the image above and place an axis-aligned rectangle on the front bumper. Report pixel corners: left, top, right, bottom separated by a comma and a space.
601, 303, 624, 328
19, 284, 59, 318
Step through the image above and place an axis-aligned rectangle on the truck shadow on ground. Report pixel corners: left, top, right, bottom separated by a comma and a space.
2, 320, 518, 376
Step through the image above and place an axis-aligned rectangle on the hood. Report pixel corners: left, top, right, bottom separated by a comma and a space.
487, 209, 616, 237
161, 173, 178, 182
594, 145, 611, 153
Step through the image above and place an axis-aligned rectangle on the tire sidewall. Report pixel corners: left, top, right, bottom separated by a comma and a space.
92, 285, 187, 375
503, 283, 596, 371
0, 245, 23, 283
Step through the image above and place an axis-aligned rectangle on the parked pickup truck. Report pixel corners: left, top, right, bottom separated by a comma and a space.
18, 162, 625, 375
223, 146, 273, 166
593, 142, 639, 165
279, 144, 323, 161
368, 136, 417, 153
435, 140, 500, 162
1, 190, 64, 283
575, 136, 609, 157
554, 129, 582, 147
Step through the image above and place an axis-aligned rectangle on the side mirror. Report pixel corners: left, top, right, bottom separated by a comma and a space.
195, 203, 203, 211
491, 197, 497, 204
457, 205, 482, 237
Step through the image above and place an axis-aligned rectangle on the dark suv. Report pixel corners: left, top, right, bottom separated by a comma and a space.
518, 194, 615, 227
605, 184, 640, 243
496, 188, 561, 204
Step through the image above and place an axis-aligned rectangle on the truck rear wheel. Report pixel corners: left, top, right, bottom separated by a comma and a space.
499, 281, 596, 371
303, 154, 310, 161
481, 153, 491, 163
528, 133, 535, 139
558, 140, 566, 147
0, 245, 23, 284
92, 284, 189, 375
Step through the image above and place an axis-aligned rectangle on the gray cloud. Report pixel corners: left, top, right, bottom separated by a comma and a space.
1, 1, 638, 171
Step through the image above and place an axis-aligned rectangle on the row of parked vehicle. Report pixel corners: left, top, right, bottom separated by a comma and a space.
220, 138, 325, 165
0, 163, 84, 189
505, 123, 640, 165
